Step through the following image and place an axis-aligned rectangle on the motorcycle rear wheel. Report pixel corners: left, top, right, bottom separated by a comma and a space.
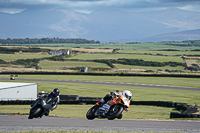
86, 105, 98, 120
107, 104, 124, 120
28, 107, 43, 119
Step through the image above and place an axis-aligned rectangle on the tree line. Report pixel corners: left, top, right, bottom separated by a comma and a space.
0, 47, 50, 54
0, 38, 100, 44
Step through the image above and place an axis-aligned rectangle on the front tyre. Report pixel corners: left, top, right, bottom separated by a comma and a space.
107, 104, 124, 120
86, 105, 98, 120
28, 107, 42, 119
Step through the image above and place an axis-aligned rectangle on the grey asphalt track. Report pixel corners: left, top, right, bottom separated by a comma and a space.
0, 115, 200, 132
2, 78, 200, 91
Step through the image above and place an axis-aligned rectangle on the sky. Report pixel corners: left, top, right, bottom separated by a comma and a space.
1, 0, 200, 14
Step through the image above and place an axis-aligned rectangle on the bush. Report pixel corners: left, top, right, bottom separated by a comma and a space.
116, 58, 165, 67
93, 60, 115, 68
0, 59, 7, 64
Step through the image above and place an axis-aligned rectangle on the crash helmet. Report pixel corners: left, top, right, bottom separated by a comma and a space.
123, 90, 132, 100
53, 88, 60, 96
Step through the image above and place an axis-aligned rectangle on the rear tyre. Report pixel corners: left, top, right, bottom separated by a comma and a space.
107, 104, 124, 120
86, 105, 98, 120
28, 107, 42, 119
117, 113, 123, 119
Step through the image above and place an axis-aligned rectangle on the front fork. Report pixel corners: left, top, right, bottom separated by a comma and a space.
31, 100, 40, 110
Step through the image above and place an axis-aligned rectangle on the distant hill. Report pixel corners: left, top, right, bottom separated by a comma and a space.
140, 29, 200, 42
0, 7, 200, 43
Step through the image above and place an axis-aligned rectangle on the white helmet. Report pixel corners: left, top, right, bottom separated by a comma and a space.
123, 90, 132, 100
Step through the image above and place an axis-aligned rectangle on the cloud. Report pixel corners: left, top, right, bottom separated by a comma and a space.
0, 8, 26, 14
179, 4, 200, 13
0, 0, 200, 14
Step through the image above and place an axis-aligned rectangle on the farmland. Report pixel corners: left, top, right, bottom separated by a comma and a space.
0, 42, 200, 74
5, 41, 200, 50
0, 52, 53, 62
68, 53, 183, 62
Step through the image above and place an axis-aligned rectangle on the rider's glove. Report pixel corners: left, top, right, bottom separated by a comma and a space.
125, 108, 129, 112
113, 92, 120, 97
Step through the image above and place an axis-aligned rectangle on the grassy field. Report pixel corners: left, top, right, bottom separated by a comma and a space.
0, 51, 194, 73
114, 64, 185, 71
119, 50, 200, 56
39, 60, 186, 72
1, 44, 199, 74
1, 75, 200, 105
7, 42, 200, 50
68, 53, 184, 63
3, 75, 199, 88
0, 53, 53, 62
0, 105, 174, 120
39, 60, 110, 70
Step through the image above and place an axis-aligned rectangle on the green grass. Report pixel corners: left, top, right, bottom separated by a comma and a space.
1, 45, 198, 74
1, 75, 200, 105
0, 105, 175, 120
9, 75, 200, 88
119, 50, 200, 56
0, 53, 53, 62
39, 60, 110, 70
7, 42, 200, 50
68, 53, 184, 63
114, 64, 185, 71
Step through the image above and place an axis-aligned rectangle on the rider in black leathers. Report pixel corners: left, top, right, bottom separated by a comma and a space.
39, 88, 60, 116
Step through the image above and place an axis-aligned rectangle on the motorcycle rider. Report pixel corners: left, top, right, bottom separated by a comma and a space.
96, 90, 132, 115
40, 88, 60, 116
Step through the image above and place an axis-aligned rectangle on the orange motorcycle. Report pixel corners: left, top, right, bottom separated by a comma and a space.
86, 91, 131, 120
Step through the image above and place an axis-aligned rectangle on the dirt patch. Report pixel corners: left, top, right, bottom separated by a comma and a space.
0, 67, 36, 71
185, 60, 200, 67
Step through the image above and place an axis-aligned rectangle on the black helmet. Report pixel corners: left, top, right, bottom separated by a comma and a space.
53, 88, 60, 96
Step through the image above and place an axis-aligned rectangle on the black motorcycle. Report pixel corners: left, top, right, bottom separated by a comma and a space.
28, 98, 51, 119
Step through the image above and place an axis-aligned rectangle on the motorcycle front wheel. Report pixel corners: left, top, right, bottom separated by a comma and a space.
107, 104, 124, 120
86, 105, 98, 120
28, 107, 43, 119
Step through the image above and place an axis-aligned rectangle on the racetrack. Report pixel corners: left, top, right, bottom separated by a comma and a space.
0, 115, 200, 132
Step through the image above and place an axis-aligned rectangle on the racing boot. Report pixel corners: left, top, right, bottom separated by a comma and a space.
96, 94, 112, 106
96, 98, 105, 106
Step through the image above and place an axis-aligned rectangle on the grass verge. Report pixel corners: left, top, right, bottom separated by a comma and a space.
0, 105, 175, 120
